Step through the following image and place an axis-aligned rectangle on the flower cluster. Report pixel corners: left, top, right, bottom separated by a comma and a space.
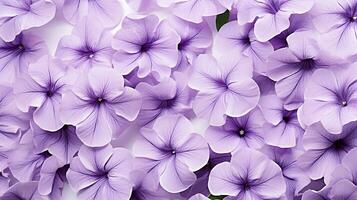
0, 0, 356, 199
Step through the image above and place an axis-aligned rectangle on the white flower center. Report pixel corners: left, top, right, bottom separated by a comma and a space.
239, 130, 245, 136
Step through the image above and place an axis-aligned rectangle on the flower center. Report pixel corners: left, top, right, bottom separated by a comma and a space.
171, 150, 176, 154
332, 139, 346, 150
88, 53, 94, 59
18, 44, 24, 50
140, 42, 152, 52
300, 58, 315, 70
237, 128, 246, 137
341, 101, 348, 107
97, 97, 104, 104
178, 39, 190, 51
266, 0, 281, 14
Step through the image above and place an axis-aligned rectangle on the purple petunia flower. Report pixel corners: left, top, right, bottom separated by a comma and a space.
62, 0, 123, 28
0, 0, 56, 42
313, 0, 357, 57
0, 181, 43, 200
168, 17, 212, 72
261, 145, 310, 199
237, 0, 314, 42
133, 114, 209, 193
112, 15, 180, 80
0, 33, 48, 85
302, 187, 330, 200
0, 85, 29, 147
260, 94, 303, 148
38, 156, 68, 199
66, 145, 133, 200
32, 122, 82, 164
208, 148, 286, 199
213, 21, 274, 74
300, 66, 357, 134
8, 143, 51, 182
135, 73, 195, 127
328, 179, 357, 199
205, 108, 265, 153
172, 0, 233, 23
56, 18, 114, 70
327, 147, 357, 187
298, 122, 357, 180
60, 67, 141, 147
14, 56, 73, 131
266, 31, 345, 110
189, 193, 209, 200
270, 13, 314, 50
180, 151, 231, 198
189, 54, 260, 126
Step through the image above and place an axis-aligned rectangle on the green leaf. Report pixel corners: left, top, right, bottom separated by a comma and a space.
216, 10, 230, 31
209, 195, 226, 200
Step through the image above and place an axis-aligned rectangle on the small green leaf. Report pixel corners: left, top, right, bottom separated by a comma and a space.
216, 10, 230, 31
209, 194, 226, 200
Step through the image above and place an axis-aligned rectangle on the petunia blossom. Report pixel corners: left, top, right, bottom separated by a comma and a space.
260, 94, 304, 148
14, 56, 72, 131
301, 66, 357, 134
172, 0, 233, 23
237, 0, 314, 42
66, 145, 133, 200
298, 122, 357, 180
112, 15, 180, 80
0, 85, 29, 147
261, 146, 310, 199
205, 108, 265, 154
133, 114, 209, 193
32, 122, 82, 164
135, 73, 195, 127
327, 147, 357, 187
168, 17, 212, 72
0, 0, 56, 42
213, 21, 274, 74
60, 67, 142, 147
266, 31, 345, 110
0, 33, 48, 85
62, 0, 123, 28
8, 143, 51, 182
208, 148, 286, 199
189, 54, 260, 126
56, 18, 114, 70
38, 156, 68, 199
0, 181, 43, 200
313, 0, 357, 57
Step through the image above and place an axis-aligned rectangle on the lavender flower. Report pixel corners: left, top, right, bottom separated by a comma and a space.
237, 0, 314, 42
14, 56, 72, 131
8, 143, 51, 182
66, 145, 133, 200
0, 33, 47, 85
133, 114, 209, 193
213, 21, 274, 74
208, 148, 286, 199
313, 0, 357, 56
62, 0, 123, 28
32, 122, 82, 164
38, 156, 68, 199
135, 73, 195, 127
301, 67, 357, 134
0, 85, 29, 147
298, 122, 357, 180
60, 67, 141, 147
205, 108, 265, 153
56, 18, 114, 70
168, 17, 212, 72
260, 94, 303, 148
266, 31, 345, 110
171, 0, 232, 23
189, 54, 260, 126
0, 181, 43, 200
112, 15, 180, 80
0, 0, 56, 42
261, 145, 310, 199
328, 148, 357, 187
